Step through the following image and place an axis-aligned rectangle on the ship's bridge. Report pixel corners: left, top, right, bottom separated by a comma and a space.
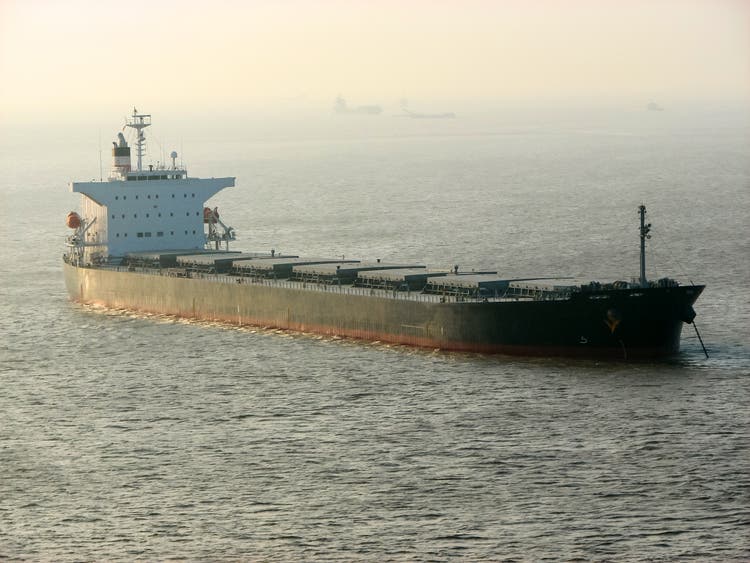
70, 175, 235, 259
123, 168, 186, 182
68, 108, 235, 261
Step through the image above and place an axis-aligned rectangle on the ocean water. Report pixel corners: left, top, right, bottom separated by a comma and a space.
1, 107, 749, 560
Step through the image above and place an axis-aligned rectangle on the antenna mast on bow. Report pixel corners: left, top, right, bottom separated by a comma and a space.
639, 204, 651, 288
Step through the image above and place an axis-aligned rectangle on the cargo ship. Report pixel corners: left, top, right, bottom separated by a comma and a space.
63, 110, 705, 359
333, 96, 383, 115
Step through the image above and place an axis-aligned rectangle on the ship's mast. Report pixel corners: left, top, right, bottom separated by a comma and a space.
125, 107, 151, 172
639, 204, 651, 288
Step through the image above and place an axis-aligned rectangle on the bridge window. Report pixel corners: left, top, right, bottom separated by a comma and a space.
137, 232, 143, 238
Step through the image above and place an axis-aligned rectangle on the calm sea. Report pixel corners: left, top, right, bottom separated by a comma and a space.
1, 107, 748, 560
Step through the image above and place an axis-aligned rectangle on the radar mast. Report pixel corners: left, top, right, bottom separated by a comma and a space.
125, 107, 151, 172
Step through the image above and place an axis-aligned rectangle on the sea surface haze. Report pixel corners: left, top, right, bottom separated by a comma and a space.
0, 107, 748, 560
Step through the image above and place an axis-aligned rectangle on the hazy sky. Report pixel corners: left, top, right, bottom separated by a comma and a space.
1, 0, 748, 121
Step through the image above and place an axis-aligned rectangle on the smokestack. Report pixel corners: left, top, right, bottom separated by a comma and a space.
112, 133, 131, 176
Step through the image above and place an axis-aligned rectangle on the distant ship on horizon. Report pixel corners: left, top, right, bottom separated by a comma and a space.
333, 96, 382, 115
398, 99, 456, 119
647, 101, 665, 111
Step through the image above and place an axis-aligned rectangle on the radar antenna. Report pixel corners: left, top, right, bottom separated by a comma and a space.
125, 107, 151, 172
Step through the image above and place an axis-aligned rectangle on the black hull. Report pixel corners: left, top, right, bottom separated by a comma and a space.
438, 287, 702, 358
63, 262, 703, 359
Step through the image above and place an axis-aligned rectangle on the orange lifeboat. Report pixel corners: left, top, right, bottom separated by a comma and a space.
66, 211, 81, 229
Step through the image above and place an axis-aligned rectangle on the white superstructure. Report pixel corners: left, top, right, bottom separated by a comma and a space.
67, 109, 235, 262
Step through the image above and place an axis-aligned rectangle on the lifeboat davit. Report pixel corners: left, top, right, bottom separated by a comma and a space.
66, 211, 81, 229
203, 207, 219, 223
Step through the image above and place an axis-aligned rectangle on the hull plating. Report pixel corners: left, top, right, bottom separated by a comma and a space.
64, 262, 703, 359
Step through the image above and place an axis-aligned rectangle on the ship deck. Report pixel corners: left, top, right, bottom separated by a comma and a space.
81, 262, 600, 304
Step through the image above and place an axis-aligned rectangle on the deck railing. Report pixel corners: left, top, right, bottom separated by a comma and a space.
75, 263, 572, 303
